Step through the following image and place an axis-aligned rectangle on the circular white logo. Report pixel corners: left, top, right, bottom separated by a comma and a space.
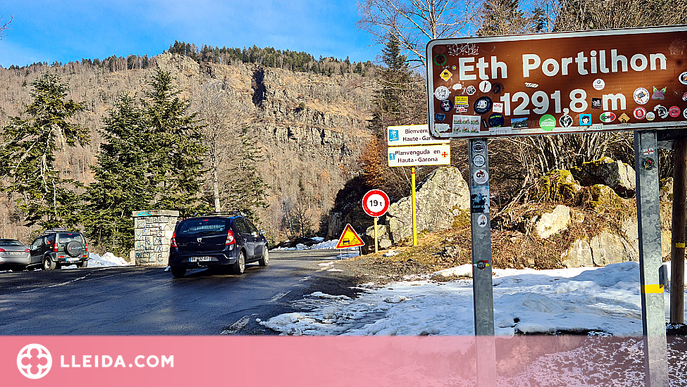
17, 344, 52, 380
473, 169, 489, 184
477, 214, 488, 228
434, 86, 450, 100
479, 80, 492, 93
472, 154, 485, 167
633, 87, 650, 105
593, 79, 605, 90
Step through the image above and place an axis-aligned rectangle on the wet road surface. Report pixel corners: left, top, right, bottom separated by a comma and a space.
0, 250, 356, 335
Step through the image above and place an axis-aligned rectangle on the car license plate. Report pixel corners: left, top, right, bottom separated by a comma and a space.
67, 258, 80, 262
8, 252, 22, 256
189, 256, 211, 262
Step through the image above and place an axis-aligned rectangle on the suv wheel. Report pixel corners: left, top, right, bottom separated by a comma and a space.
232, 251, 246, 274
171, 266, 186, 278
76, 260, 88, 268
258, 249, 269, 266
42, 256, 56, 270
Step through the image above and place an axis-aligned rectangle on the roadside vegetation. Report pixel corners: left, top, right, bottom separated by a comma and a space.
1, 0, 687, 259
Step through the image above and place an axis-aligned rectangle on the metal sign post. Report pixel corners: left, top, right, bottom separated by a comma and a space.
469, 138, 495, 387
469, 138, 494, 335
634, 130, 669, 387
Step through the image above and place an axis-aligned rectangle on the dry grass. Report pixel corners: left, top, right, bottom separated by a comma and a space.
352, 198, 656, 273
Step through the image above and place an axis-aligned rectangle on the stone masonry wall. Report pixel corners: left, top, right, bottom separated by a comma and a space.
131, 210, 179, 266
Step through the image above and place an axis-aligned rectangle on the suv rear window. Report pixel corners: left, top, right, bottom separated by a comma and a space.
177, 218, 228, 236
58, 233, 84, 243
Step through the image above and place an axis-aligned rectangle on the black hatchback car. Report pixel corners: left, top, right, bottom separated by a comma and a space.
168, 214, 269, 278
29, 228, 89, 270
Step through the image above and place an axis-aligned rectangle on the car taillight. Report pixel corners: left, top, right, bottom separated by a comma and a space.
170, 232, 177, 248
24, 248, 29, 253
0, 248, 5, 252
54, 242, 59, 252
225, 230, 235, 246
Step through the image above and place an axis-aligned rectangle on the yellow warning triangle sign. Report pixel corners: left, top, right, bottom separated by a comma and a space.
336, 224, 365, 249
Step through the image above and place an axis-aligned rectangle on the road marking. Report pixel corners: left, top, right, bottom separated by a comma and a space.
269, 291, 290, 303
20, 272, 119, 293
221, 315, 251, 334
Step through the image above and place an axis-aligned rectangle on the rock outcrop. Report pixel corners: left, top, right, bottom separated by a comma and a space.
362, 224, 392, 254
533, 205, 571, 239
386, 167, 470, 244
571, 157, 636, 197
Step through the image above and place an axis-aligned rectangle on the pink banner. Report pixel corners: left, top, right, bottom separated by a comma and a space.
0, 336, 666, 386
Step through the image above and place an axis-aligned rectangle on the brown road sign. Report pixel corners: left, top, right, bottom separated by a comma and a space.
427, 25, 687, 139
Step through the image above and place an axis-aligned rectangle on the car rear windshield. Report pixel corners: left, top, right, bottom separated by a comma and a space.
177, 218, 228, 236
0, 239, 23, 246
58, 233, 84, 243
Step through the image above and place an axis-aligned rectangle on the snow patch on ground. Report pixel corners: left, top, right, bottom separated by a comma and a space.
260, 261, 684, 337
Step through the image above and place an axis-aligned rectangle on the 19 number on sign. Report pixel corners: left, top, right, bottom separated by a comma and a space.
362, 190, 390, 218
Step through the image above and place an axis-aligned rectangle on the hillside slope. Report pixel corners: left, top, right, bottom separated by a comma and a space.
0, 54, 377, 242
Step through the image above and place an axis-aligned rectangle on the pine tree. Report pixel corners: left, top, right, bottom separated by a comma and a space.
368, 35, 416, 138
84, 70, 209, 254
82, 95, 149, 255
141, 69, 209, 215
476, 0, 531, 37
0, 72, 89, 229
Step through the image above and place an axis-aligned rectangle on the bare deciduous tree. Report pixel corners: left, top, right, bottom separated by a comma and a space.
192, 81, 251, 213
554, 0, 687, 32
0, 15, 12, 39
356, 0, 481, 67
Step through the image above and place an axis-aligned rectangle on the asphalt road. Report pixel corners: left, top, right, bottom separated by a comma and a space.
0, 250, 357, 335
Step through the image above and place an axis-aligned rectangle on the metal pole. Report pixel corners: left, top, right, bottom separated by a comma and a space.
374, 216, 379, 254
412, 166, 417, 246
469, 138, 494, 335
469, 138, 495, 387
634, 130, 669, 387
671, 138, 686, 324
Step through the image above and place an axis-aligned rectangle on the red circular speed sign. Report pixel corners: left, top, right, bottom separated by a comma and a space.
362, 189, 390, 217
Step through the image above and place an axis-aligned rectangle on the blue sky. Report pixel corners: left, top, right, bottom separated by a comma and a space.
0, 1, 378, 68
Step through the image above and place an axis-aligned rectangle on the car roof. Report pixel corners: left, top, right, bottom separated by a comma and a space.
37, 229, 83, 237
181, 215, 242, 221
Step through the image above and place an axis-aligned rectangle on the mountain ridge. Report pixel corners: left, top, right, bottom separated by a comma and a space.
0, 52, 379, 245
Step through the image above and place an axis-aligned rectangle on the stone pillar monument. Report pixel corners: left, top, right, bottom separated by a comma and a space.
131, 210, 179, 266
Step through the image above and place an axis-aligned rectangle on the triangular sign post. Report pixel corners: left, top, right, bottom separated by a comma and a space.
336, 224, 365, 249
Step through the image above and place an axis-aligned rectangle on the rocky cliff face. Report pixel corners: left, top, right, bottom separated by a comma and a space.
0, 54, 377, 241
